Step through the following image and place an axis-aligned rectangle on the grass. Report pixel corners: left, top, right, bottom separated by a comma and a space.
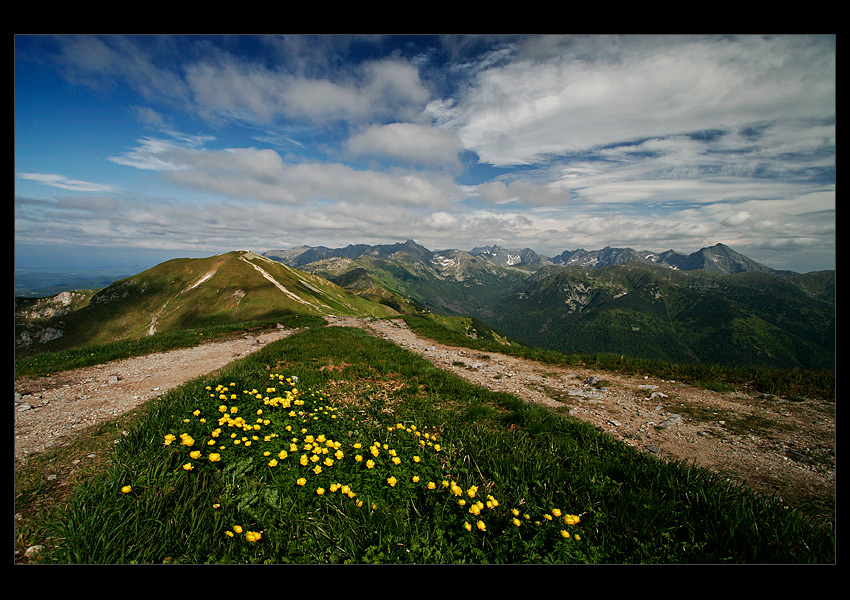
14, 314, 326, 378
15, 324, 834, 564
401, 315, 835, 402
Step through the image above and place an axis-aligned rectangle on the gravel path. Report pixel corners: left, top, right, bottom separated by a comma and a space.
14, 328, 294, 462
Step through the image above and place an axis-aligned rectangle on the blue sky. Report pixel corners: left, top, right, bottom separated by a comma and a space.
15, 34, 835, 275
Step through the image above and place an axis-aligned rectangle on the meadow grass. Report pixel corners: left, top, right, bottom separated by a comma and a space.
14, 314, 326, 378
15, 325, 834, 564
402, 315, 835, 402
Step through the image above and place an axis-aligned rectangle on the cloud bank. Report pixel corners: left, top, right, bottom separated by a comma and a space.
15, 34, 835, 273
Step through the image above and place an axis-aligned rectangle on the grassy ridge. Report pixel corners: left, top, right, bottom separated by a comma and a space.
401, 315, 835, 402
16, 325, 834, 563
15, 315, 327, 378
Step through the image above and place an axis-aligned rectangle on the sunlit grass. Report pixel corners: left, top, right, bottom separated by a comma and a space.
18, 326, 834, 564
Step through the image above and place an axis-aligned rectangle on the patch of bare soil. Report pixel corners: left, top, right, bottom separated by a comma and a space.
328, 317, 835, 515
14, 328, 295, 463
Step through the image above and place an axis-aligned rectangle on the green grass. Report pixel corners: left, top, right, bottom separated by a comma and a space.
15, 325, 834, 564
14, 314, 327, 378
401, 315, 835, 402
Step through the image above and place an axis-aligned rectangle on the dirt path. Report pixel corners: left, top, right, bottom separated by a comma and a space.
15, 318, 835, 513
327, 317, 835, 511
14, 328, 295, 462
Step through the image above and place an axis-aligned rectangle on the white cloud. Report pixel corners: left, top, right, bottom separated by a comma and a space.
184, 55, 431, 125
439, 35, 835, 166
475, 179, 572, 206
16, 172, 116, 193
165, 158, 458, 209
346, 123, 462, 166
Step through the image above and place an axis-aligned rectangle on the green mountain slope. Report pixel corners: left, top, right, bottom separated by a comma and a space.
273, 242, 834, 370
484, 263, 835, 369
298, 247, 531, 317
15, 250, 399, 353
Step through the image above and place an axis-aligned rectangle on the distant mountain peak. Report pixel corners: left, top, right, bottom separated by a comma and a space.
262, 239, 795, 277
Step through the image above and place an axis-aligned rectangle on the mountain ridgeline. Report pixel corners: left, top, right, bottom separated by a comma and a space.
16, 242, 834, 371
263, 240, 835, 370
15, 251, 399, 353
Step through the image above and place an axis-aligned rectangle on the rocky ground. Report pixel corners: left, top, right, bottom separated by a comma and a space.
15, 318, 835, 515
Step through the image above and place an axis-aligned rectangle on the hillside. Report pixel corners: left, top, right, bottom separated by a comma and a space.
289, 241, 532, 317
266, 241, 835, 370
485, 263, 835, 369
15, 241, 835, 371
14, 250, 398, 354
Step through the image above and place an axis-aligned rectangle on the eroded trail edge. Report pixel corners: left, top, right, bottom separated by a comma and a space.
327, 317, 835, 511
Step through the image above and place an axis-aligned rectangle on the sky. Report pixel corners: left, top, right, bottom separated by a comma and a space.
14, 34, 836, 276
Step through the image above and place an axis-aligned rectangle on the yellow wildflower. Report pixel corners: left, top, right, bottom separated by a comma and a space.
120, 485, 132, 494
245, 531, 262, 543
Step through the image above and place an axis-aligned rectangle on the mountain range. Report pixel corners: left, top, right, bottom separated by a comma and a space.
262, 240, 835, 370
264, 240, 798, 276
15, 241, 834, 371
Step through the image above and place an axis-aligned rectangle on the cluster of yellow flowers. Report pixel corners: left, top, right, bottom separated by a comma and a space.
508, 507, 583, 540
225, 525, 262, 543
151, 372, 586, 549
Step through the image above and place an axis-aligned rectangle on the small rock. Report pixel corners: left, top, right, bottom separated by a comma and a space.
658, 414, 683, 428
